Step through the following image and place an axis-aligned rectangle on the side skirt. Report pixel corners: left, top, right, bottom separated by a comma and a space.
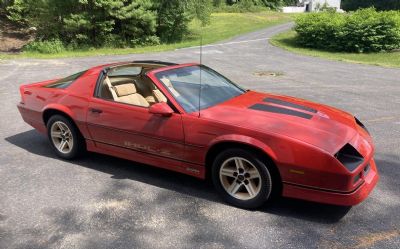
85, 139, 206, 179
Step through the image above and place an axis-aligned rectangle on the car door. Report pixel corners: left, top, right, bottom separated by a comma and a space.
86, 97, 185, 170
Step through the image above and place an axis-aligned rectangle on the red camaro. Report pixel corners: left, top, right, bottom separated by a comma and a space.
17, 61, 378, 208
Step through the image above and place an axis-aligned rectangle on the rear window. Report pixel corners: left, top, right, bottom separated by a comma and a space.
45, 70, 87, 89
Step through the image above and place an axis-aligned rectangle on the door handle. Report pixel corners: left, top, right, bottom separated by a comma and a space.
90, 108, 103, 114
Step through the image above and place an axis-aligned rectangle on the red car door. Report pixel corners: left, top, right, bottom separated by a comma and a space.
86, 97, 185, 170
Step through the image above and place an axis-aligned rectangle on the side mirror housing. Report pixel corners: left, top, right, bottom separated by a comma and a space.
149, 102, 174, 117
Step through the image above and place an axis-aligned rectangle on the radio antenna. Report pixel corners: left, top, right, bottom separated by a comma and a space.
198, 30, 203, 118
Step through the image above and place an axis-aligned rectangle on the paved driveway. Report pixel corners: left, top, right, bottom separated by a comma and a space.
1, 23, 399, 249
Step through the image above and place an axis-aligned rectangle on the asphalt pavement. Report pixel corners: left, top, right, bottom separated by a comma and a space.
0, 22, 399, 249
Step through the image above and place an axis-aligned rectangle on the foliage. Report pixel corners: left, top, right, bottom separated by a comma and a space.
259, 0, 284, 10
212, 0, 291, 12
0, 11, 293, 58
5, 0, 212, 49
271, 30, 400, 68
24, 39, 66, 54
342, 0, 400, 11
192, 0, 213, 25
155, 0, 193, 42
0, 0, 12, 8
282, 0, 296, 5
213, 0, 224, 7
213, 1, 267, 12
294, 8, 400, 53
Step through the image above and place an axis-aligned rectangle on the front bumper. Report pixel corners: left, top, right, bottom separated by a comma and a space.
282, 159, 379, 206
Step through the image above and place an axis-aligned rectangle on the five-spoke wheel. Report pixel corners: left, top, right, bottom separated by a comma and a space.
212, 148, 277, 209
50, 121, 74, 154
47, 115, 85, 159
219, 157, 262, 200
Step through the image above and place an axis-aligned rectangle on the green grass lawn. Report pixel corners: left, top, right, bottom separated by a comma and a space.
0, 12, 293, 59
270, 30, 400, 68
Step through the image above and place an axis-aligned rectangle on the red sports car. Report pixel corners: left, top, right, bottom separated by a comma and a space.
17, 61, 378, 208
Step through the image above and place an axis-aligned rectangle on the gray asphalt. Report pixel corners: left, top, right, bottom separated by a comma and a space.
1, 22, 399, 249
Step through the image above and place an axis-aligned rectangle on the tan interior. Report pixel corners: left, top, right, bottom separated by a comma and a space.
98, 66, 168, 107
160, 77, 180, 97
113, 83, 150, 107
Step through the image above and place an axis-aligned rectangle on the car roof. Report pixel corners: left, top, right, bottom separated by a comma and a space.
132, 60, 178, 66
86, 60, 179, 73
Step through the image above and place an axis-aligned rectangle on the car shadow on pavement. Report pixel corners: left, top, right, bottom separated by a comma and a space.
6, 129, 351, 224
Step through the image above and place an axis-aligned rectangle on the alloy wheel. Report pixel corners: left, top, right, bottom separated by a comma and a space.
50, 121, 74, 154
219, 157, 264, 200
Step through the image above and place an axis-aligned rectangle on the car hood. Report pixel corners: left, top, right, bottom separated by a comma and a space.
201, 91, 358, 154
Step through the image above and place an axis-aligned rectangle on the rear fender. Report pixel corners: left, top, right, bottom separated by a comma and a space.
42, 104, 76, 122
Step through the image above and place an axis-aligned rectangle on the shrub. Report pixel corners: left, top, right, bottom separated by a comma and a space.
213, 2, 267, 13
342, 0, 400, 11
294, 8, 400, 53
130, 35, 160, 47
24, 39, 66, 54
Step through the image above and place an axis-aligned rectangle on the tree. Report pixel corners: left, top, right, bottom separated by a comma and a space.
342, 0, 400, 11
155, 0, 192, 42
6, 0, 158, 47
5, 0, 212, 47
0, 0, 13, 9
155, 0, 211, 43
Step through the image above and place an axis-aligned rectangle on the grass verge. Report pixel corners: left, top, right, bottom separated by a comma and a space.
270, 30, 400, 68
0, 11, 293, 59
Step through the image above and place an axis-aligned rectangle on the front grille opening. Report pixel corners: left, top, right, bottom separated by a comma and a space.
335, 143, 364, 172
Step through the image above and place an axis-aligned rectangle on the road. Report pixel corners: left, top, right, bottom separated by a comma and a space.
0, 22, 399, 249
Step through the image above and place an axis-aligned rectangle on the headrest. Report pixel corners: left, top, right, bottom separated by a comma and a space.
160, 77, 172, 87
160, 77, 180, 97
113, 83, 137, 97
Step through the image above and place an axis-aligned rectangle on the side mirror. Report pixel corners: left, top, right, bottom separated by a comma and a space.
149, 102, 174, 117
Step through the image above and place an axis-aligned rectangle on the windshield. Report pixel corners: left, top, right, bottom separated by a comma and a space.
155, 65, 245, 113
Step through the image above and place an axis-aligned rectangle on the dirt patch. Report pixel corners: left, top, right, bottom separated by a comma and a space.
0, 14, 34, 53
353, 229, 400, 249
253, 70, 284, 77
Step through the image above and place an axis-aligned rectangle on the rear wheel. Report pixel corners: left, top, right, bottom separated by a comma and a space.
47, 115, 84, 160
212, 148, 276, 209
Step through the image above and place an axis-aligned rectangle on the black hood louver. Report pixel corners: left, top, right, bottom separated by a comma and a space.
263, 98, 317, 113
335, 143, 364, 172
248, 98, 317, 119
249, 104, 313, 119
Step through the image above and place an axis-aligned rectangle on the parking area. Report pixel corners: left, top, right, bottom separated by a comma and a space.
0, 23, 399, 248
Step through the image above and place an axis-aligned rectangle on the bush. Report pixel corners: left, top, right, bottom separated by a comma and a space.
24, 39, 66, 54
342, 0, 400, 11
213, 3, 267, 13
213, 0, 288, 12
130, 35, 160, 47
294, 8, 400, 53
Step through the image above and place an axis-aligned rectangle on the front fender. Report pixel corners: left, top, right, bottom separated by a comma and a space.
208, 134, 278, 161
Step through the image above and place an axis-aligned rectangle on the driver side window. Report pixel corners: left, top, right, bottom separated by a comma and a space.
97, 66, 167, 108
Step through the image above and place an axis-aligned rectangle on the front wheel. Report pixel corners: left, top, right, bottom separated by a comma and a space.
47, 115, 84, 160
212, 148, 276, 209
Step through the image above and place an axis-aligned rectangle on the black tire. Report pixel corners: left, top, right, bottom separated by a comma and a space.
46, 115, 85, 160
211, 148, 278, 209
